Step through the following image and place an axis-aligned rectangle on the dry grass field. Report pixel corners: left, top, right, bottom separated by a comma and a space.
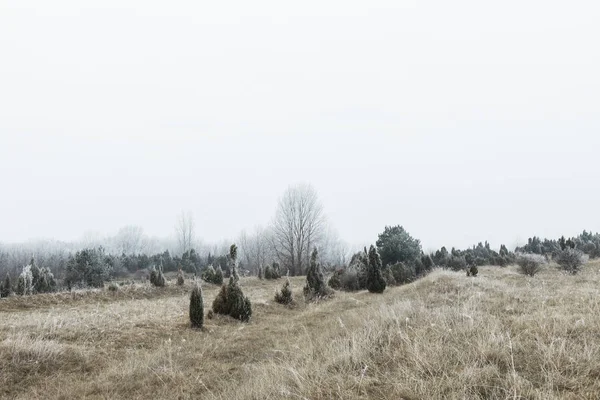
2, 262, 600, 399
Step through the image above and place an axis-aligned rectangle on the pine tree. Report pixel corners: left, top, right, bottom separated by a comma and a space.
367, 245, 386, 293
189, 281, 204, 328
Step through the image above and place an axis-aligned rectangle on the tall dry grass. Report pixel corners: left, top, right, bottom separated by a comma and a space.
1, 262, 600, 399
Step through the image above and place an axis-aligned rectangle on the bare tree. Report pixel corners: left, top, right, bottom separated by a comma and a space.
113, 225, 145, 255
271, 184, 325, 276
238, 226, 272, 275
175, 210, 196, 255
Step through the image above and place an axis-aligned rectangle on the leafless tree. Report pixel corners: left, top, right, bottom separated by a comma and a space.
113, 225, 145, 255
271, 184, 325, 276
175, 210, 196, 255
238, 226, 272, 275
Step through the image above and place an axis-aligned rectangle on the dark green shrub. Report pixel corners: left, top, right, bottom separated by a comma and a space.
264, 262, 281, 280
189, 282, 204, 328
202, 265, 224, 285
149, 267, 158, 285
376, 225, 422, 267
211, 243, 252, 322
466, 265, 478, 277
212, 284, 230, 315
150, 265, 166, 287
303, 248, 333, 301
327, 269, 344, 290
389, 262, 415, 285
367, 245, 386, 293
275, 278, 294, 305
227, 283, 252, 322
65, 248, 111, 289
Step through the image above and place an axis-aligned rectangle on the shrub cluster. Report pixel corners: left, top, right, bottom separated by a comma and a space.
555, 248, 587, 275
328, 249, 367, 291
264, 262, 281, 280
202, 265, 224, 285
65, 248, 111, 289
304, 248, 333, 301
212, 244, 252, 322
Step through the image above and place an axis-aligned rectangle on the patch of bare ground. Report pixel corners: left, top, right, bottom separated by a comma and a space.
2, 262, 600, 399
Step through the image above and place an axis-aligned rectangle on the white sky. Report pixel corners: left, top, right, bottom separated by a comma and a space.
1, 0, 599, 250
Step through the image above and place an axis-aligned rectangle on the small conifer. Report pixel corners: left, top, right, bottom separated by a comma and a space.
275, 277, 293, 305
189, 281, 204, 328
211, 243, 252, 322
303, 248, 333, 300
367, 245, 386, 293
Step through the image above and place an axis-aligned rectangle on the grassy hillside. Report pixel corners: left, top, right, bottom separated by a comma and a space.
2, 262, 600, 399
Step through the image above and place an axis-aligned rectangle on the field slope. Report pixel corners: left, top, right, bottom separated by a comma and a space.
2, 263, 600, 399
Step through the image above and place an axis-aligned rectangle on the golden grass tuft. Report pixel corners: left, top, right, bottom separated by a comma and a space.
1, 261, 600, 399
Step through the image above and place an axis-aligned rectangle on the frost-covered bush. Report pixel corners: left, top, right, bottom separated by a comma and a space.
149, 264, 166, 287
177, 269, 185, 286
516, 253, 546, 276
202, 265, 224, 285
303, 248, 333, 301
328, 268, 361, 292
65, 248, 111, 289
448, 255, 467, 271
555, 248, 587, 274
16, 265, 33, 295
264, 262, 281, 280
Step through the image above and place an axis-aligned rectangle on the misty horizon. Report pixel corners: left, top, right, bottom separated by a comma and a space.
1, 1, 599, 253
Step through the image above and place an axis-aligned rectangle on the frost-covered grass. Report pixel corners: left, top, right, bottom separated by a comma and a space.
2, 262, 600, 399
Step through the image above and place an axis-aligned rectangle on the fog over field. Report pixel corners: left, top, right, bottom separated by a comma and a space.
1, 1, 599, 250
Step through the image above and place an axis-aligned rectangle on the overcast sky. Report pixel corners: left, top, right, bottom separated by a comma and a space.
0, 0, 599, 251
